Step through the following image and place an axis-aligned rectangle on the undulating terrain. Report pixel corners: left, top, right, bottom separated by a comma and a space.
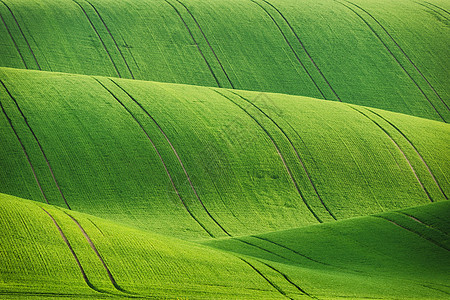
0, 0, 449, 299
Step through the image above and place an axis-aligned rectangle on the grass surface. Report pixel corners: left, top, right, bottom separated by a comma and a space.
0, 0, 449, 298
0, 0, 448, 121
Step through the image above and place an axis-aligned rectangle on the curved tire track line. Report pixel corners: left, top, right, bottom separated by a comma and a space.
261, 0, 341, 101
71, 0, 121, 78
336, 0, 446, 122
0, 79, 71, 209
92, 78, 214, 238
0, 95, 47, 203
416, 2, 450, 21
62, 211, 135, 296
424, 1, 450, 16
346, 0, 449, 112
109, 79, 230, 237
259, 260, 314, 299
0, 0, 40, 69
213, 89, 322, 223
237, 256, 291, 299
366, 108, 447, 200
249, 0, 325, 99
84, 0, 134, 79
231, 90, 337, 220
373, 215, 449, 251
164, 0, 220, 87
39, 207, 105, 294
236, 238, 293, 262
251, 236, 333, 267
348, 105, 434, 202
396, 211, 449, 237
174, 0, 234, 88
0, 12, 27, 68
119, 32, 141, 72
422, 284, 450, 296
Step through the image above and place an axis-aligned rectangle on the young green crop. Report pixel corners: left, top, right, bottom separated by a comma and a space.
0, 0, 448, 121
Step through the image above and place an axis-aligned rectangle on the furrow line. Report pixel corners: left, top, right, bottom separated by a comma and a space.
62, 211, 134, 295
250, 0, 326, 99
164, 0, 220, 87
0, 96, 47, 203
348, 105, 434, 202
175, 0, 234, 88
93, 78, 214, 238
422, 284, 450, 296
373, 215, 449, 251
71, 0, 121, 78
213, 89, 322, 223
84, 0, 134, 79
251, 236, 332, 267
39, 207, 104, 294
346, 0, 449, 112
416, 2, 450, 21
230, 90, 336, 220
0, 79, 70, 209
424, 1, 450, 16
396, 211, 449, 237
0, 12, 27, 68
366, 108, 447, 200
0, 0, 40, 69
109, 79, 230, 236
336, 0, 446, 122
259, 260, 315, 299
237, 238, 292, 262
237, 257, 291, 299
261, 0, 340, 101
119, 32, 140, 72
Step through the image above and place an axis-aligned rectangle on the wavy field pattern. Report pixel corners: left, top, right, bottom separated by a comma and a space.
0, 0, 449, 298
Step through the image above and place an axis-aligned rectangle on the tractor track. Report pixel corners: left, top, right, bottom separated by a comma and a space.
72, 0, 121, 77
110, 79, 230, 237
0, 12, 27, 68
349, 105, 434, 203
213, 89, 323, 223
260, 0, 340, 101
62, 211, 134, 295
237, 257, 291, 299
373, 215, 449, 251
93, 77, 214, 237
0, 0, 40, 69
84, 0, 134, 79
164, 0, 220, 87
250, 0, 325, 99
39, 207, 105, 295
0, 79, 70, 209
346, 0, 449, 112
366, 108, 447, 200
0, 95, 47, 203
175, 0, 234, 88
336, 0, 446, 122
230, 90, 337, 220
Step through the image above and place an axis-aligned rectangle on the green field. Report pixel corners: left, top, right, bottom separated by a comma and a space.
0, 0, 449, 298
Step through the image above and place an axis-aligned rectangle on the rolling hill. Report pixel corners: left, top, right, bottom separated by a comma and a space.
0, 0, 449, 298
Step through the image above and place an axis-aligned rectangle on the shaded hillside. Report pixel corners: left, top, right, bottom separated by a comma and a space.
1, 193, 448, 299
0, 67, 448, 239
0, 0, 448, 121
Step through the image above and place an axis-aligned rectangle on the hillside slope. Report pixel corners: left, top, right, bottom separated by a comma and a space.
0, 0, 448, 121
1, 193, 449, 299
0, 67, 448, 240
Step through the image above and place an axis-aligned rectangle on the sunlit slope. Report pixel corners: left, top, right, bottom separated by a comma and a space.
205, 201, 450, 299
0, 0, 448, 121
0, 193, 290, 299
1, 193, 449, 299
0, 67, 449, 240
